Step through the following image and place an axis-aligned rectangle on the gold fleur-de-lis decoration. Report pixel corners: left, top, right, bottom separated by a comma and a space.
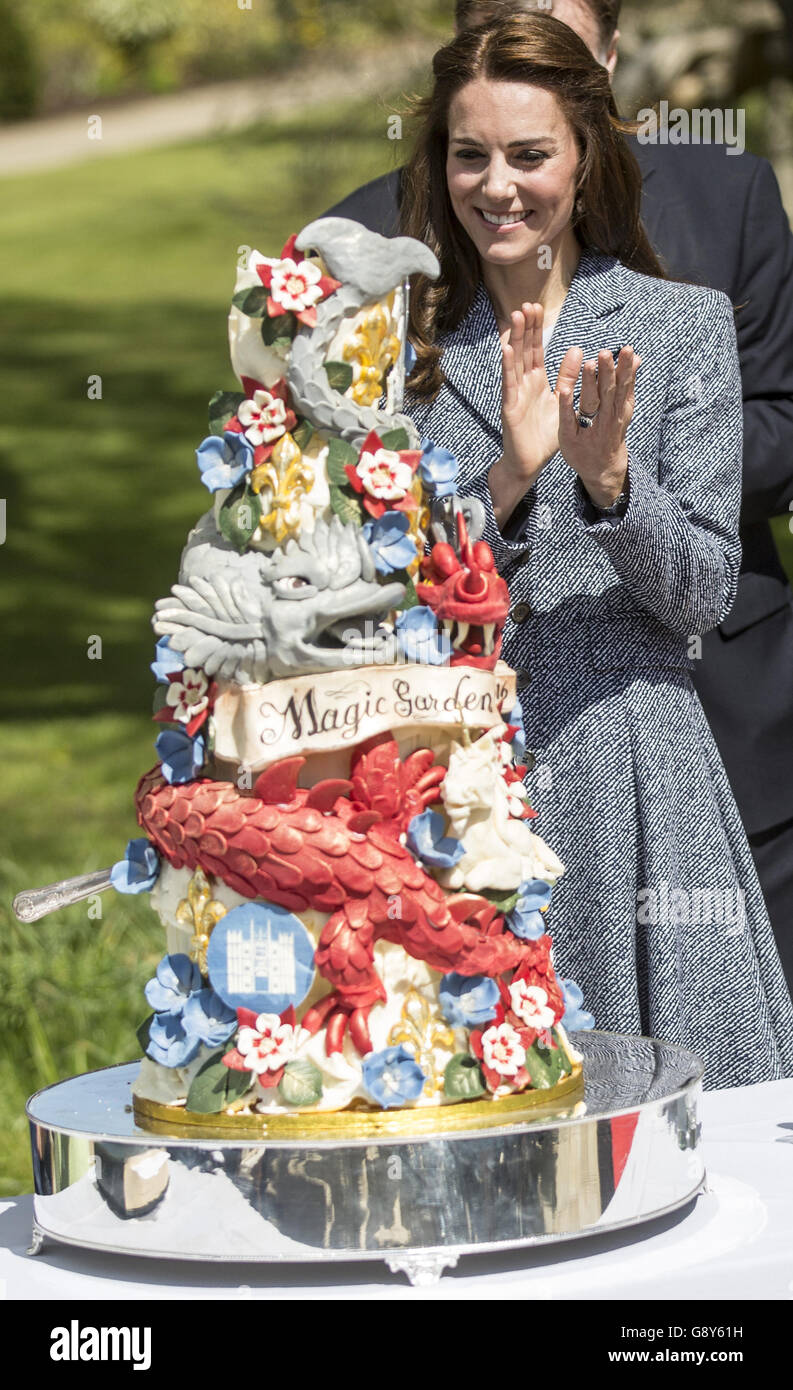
175, 867, 227, 976
342, 299, 401, 407
388, 987, 455, 1097
404, 482, 430, 577
250, 432, 315, 545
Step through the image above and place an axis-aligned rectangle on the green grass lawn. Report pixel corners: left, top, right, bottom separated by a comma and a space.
0, 89, 411, 1194
2, 89, 792, 1197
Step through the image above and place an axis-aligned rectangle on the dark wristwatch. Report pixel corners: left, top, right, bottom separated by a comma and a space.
593, 488, 629, 520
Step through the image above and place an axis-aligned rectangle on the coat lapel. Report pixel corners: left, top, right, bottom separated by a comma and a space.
440, 247, 633, 439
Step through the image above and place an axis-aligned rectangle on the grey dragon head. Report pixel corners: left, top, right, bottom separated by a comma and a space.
153, 514, 405, 685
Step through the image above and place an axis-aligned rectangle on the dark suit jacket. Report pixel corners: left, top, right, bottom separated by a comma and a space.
324, 140, 793, 834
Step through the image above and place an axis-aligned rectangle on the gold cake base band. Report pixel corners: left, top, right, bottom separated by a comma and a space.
132, 1062, 584, 1140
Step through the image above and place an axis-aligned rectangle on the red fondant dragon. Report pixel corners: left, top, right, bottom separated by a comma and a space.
136, 738, 552, 1057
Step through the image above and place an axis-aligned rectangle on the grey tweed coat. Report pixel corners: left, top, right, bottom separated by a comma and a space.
404, 246, 793, 1089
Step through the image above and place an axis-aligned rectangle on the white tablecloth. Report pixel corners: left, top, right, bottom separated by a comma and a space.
2, 1079, 792, 1300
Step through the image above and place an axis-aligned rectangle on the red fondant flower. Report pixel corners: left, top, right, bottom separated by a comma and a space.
223, 1004, 307, 1090
509, 956, 565, 1028
255, 233, 342, 327
344, 430, 422, 520
470, 1013, 536, 1093
225, 376, 298, 466
153, 675, 217, 737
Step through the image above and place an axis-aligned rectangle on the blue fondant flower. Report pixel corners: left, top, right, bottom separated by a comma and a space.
560, 978, 596, 1031
147, 1011, 201, 1068
145, 953, 202, 1015
503, 696, 527, 761
405, 341, 417, 374
110, 838, 160, 895
418, 438, 459, 497
439, 972, 500, 1028
361, 510, 416, 574
506, 878, 553, 940
150, 636, 185, 684
406, 808, 465, 868
181, 989, 237, 1048
395, 605, 452, 665
362, 1045, 425, 1109
196, 432, 254, 493
156, 728, 206, 784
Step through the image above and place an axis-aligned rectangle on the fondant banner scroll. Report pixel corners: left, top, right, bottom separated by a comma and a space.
212, 662, 516, 770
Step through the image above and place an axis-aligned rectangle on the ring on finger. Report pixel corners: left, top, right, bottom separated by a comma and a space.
576, 407, 599, 428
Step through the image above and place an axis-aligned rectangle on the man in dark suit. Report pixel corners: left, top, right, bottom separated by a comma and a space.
324, 0, 793, 989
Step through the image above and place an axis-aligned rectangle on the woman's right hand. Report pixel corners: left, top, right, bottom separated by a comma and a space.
500, 303, 584, 483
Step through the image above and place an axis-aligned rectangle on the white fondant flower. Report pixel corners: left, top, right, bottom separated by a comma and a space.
356, 447, 414, 500
165, 668, 210, 723
237, 389, 289, 446
237, 1015, 307, 1074
480, 1022, 527, 1078
508, 981, 555, 1031
269, 258, 324, 314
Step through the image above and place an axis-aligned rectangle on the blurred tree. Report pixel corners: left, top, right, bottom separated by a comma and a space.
276, 0, 327, 49
84, 0, 182, 80
275, 0, 429, 45
0, 0, 38, 120
776, 0, 793, 64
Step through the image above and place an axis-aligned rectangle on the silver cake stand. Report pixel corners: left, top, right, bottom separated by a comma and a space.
26, 1031, 704, 1286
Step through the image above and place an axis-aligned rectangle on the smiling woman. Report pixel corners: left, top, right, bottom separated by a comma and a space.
398, 12, 793, 1088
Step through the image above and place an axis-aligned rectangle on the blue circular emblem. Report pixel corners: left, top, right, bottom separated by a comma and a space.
206, 902, 316, 1016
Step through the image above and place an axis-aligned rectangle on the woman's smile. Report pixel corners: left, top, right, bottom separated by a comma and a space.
477, 208, 535, 227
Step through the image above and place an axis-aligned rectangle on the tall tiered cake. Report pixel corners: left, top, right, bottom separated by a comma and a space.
114, 218, 590, 1130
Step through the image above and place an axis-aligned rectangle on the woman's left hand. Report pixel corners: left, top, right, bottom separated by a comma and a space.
557, 346, 641, 508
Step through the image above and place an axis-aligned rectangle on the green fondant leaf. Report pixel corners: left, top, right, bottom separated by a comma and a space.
136, 1014, 154, 1054
231, 285, 270, 317
329, 484, 362, 527
278, 1059, 323, 1107
325, 360, 354, 393
152, 685, 169, 716
326, 435, 359, 485
395, 576, 419, 611
482, 887, 519, 915
550, 1026, 574, 1070
525, 1036, 568, 1090
208, 389, 245, 436
261, 311, 296, 347
218, 481, 262, 553
444, 1053, 487, 1100
292, 419, 314, 451
225, 1065, 253, 1102
186, 1049, 249, 1114
378, 427, 411, 451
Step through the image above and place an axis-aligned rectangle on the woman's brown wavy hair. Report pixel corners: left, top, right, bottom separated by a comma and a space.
401, 12, 666, 399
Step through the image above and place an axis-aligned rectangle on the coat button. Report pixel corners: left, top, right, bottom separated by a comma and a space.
510, 602, 531, 624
